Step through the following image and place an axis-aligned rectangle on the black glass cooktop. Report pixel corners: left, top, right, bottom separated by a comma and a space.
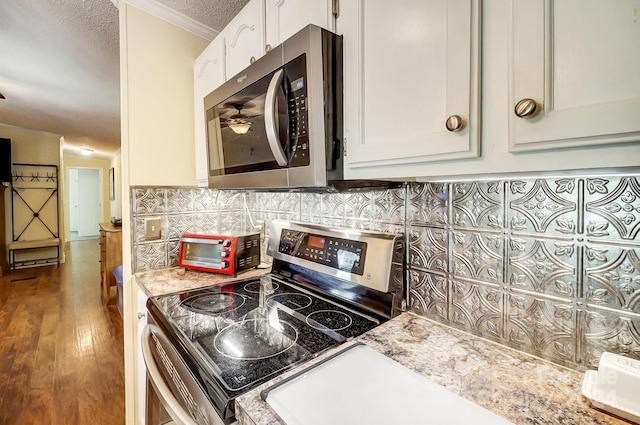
147, 276, 381, 396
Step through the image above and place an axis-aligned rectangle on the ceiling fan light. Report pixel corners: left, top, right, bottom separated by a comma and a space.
229, 122, 251, 135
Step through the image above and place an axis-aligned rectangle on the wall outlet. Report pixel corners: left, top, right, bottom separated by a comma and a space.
145, 217, 162, 240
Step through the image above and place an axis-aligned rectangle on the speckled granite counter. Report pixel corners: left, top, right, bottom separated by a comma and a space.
236, 312, 628, 425
134, 266, 271, 297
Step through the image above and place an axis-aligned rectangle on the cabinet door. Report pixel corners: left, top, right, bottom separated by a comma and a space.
340, 0, 480, 177
221, 0, 266, 79
509, 0, 640, 151
194, 37, 225, 186
265, 0, 334, 49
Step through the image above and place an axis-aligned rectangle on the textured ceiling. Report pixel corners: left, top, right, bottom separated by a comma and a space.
155, 0, 249, 32
0, 0, 248, 159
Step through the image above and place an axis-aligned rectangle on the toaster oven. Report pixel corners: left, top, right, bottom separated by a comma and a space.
177, 232, 260, 275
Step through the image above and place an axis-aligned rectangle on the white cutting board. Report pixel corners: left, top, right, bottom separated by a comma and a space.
265, 344, 514, 425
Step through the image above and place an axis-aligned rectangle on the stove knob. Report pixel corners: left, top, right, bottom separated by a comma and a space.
222, 239, 232, 248
220, 251, 229, 258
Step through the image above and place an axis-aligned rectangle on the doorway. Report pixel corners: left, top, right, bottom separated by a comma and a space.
69, 168, 102, 241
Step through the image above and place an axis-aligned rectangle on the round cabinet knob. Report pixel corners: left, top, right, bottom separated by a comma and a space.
137, 312, 145, 320
445, 115, 466, 132
265, 44, 272, 53
250, 56, 256, 64
514, 98, 540, 118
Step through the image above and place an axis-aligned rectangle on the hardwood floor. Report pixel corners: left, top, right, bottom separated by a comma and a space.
0, 240, 125, 425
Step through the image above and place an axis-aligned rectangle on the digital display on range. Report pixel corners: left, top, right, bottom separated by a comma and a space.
307, 235, 325, 249
278, 230, 367, 275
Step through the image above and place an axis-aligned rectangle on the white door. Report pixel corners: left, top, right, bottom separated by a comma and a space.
77, 168, 101, 237
264, 0, 334, 48
509, 0, 640, 151
340, 0, 481, 177
221, 0, 265, 79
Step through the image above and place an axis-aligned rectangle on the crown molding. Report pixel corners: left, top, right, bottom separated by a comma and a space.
116, 0, 218, 41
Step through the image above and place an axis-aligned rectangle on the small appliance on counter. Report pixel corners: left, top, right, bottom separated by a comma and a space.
177, 232, 261, 275
582, 352, 640, 423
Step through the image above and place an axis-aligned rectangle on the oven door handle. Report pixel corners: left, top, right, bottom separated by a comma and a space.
265, 68, 288, 167
141, 324, 200, 425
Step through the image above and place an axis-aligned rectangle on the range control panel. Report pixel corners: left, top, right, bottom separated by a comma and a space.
278, 229, 367, 275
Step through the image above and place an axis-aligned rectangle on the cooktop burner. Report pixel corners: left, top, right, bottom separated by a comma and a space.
306, 310, 352, 331
181, 292, 247, 315
213, 318, 298, 361
243, 281, 280, 293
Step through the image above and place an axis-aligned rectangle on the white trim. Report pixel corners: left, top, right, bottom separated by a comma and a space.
118, 0, 218, 40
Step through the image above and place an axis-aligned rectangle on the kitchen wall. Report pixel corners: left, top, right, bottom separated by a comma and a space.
130, 170, 640, 370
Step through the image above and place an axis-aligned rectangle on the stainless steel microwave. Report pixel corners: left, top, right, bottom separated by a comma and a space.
203, 25, 343, 190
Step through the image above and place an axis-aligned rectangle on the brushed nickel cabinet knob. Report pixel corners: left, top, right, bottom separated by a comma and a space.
514, 98, 540, 118
445, 115, 466, 132
250, 56, 256, 64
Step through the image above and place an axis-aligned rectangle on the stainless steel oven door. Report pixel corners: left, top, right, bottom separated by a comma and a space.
142, 324, 227, 425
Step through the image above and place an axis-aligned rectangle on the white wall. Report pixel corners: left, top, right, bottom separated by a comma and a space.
121, 6, 207, 187
118, 4, 209, 424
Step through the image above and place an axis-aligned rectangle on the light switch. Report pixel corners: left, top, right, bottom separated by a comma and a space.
145, 217, 162, 240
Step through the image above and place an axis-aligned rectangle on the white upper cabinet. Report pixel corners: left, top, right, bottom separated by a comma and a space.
221, 0, 334, 81
194, 37, 225, 186
340, 0, 481, 177
220, 0, 266, 79
264, 0, 335, 49
509, 0, 640, 151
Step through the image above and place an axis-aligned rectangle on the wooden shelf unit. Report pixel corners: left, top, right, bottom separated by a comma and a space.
99, 223, 122, 304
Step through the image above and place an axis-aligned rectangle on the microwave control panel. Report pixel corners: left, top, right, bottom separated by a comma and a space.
277, 229, 367, 276
285, 55, 310, 167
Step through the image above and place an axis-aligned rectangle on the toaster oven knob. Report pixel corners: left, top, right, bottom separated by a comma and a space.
222, 239, 232, 247
221, 251, 229, 258
221, 260, 229, 268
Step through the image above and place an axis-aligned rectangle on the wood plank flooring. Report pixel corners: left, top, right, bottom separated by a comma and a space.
0, 240, 125, 425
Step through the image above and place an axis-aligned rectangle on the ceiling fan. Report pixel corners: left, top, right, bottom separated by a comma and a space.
220, 102, 257, 135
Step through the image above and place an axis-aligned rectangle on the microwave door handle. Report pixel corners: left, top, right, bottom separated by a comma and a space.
265, 69, 288, 167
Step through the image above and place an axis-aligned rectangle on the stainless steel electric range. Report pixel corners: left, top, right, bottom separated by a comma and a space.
144, 220, 404, 424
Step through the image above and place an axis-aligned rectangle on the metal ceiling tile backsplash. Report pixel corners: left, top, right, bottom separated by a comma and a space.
130, 172, 640, 369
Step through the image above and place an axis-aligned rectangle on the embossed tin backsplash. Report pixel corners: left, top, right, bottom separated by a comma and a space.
130, 173, 640, 369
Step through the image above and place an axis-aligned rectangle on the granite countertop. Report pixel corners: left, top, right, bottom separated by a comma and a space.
134, 265, 271, 297
236, 312, 629, 425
